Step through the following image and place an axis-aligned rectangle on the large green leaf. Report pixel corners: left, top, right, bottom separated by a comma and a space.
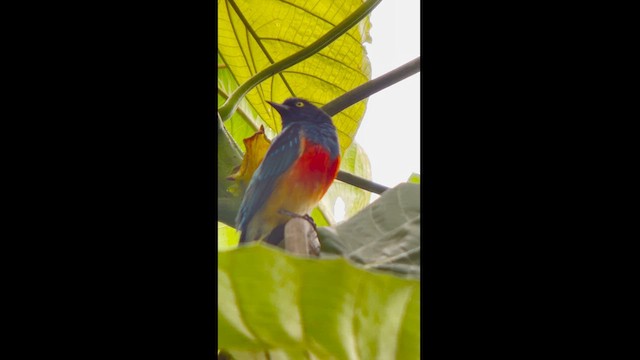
218, 244, 420, 359
317, 183, 420, 279
218, 0, 372, 154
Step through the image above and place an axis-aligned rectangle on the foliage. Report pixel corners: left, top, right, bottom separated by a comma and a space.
408, 173, 421, 184
218, 0, 379, 230
218, 244, 420, 359
217, 0, 420, 358
218, 0, 374, 153
318, 183, 420, 279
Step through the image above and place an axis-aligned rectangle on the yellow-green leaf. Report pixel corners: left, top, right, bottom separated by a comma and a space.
408, 173, 420, 184
218, 0, 372, 154
218, 244, 420, 359
218, 222, 240, 250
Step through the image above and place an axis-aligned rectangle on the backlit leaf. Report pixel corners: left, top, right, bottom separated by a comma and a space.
317, 183, 420, 279
218, 244, 420, 359
218, 222, 240, 250
218, 0, 372, 154
408, 173, 420, 184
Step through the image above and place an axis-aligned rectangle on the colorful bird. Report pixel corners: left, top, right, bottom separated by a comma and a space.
236, 98, 341, 244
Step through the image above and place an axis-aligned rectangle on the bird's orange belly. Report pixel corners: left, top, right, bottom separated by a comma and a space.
248, 142, 340, 240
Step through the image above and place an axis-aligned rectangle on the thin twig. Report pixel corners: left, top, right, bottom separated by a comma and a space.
336, 171, 389, 194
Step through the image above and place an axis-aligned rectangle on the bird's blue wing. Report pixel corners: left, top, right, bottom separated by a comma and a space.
236, 123, 303, 239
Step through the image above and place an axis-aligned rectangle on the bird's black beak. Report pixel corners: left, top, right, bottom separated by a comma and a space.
266, 101, 288, 115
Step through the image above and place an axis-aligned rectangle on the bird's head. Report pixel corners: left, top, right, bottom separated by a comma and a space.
267, 98, 333, 128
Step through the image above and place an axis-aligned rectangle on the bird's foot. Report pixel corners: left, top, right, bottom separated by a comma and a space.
279, 209, 317, 231
301, 214, 317, 231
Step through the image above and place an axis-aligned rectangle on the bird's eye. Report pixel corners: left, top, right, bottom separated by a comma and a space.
295, 101, 304, 107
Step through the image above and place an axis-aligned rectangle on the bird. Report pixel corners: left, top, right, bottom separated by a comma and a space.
236, 97, 341, 244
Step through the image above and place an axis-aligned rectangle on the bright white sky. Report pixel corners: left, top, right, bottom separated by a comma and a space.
358, 0, 420, 190
334, 0, 420, 220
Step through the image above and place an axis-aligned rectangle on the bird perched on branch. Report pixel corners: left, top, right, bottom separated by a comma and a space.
236, 98, 341, 244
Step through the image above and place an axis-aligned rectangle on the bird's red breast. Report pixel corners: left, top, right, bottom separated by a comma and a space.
287, 137, 341, 201
244, 137, 340, 240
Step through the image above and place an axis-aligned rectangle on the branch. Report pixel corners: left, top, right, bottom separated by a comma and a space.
321, 57, 420, 116
336, 170, 388, 194
283, 218, 321, 257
